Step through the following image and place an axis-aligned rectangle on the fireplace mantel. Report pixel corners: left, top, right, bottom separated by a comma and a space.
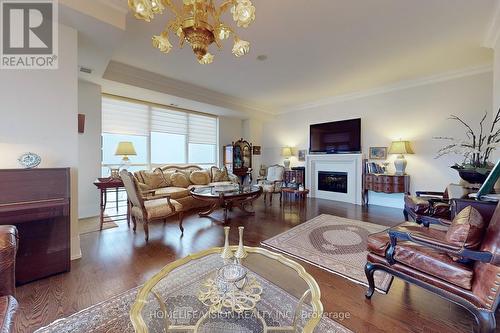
306, 154, 363, 205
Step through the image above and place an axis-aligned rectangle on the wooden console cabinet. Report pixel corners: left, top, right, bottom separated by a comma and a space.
0, 168, 71, 284
363, 174, 410, 205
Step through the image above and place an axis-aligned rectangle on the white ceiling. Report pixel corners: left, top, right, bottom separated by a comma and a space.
71, 0, 497, 114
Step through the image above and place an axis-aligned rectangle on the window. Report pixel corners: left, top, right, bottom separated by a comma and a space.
101, 96, 218, 175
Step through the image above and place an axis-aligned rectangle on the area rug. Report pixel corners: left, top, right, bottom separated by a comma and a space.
35, 254, 352, 333
262, 214, 393, 293
79, 216, 118, 235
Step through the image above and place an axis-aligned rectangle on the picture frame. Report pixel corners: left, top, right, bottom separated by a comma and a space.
298, 149, 307, 161
252, 146, 261, 155
369, 147, 387, 160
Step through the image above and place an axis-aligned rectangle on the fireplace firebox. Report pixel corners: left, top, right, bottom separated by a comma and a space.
318, 171, 348, 193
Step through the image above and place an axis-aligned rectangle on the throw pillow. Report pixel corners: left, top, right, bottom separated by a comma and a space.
445, 206, 485, 249
153, 168, 172, 187
171, 171, 191, 188
190, 170, 210, 185
137, 182, 151, 192
141, 171, 164, 189
211, 166, 230, 182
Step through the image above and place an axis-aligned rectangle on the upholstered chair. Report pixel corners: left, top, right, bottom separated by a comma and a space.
120, 170, 184, 242
257, 164, 285, 204
365, 203, 500, 333
403, 188, 451, 222
0, 225, 18, 333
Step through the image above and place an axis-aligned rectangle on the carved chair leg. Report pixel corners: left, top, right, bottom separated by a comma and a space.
178, 211, 184, 235
473, 309, 496, 333
264, 192, 267, 203
270, 193, 273, 205
143, 220, 149, 242
132, 216, 137, 232
364, 262, 376, 299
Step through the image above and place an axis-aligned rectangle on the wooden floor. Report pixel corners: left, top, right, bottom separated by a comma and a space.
13, 197, 498, 332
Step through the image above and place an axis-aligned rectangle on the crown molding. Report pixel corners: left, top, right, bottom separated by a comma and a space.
103, 61, 275, 117
279, 64, 493, 114
483, 0, 500, 48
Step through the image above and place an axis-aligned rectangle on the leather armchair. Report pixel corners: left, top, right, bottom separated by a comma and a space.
0, 226, 18, 333
365, 203, 500, 333
403, 189, 451, 222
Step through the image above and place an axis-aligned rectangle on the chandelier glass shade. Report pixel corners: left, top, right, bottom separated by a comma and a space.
128, 0, 256, 64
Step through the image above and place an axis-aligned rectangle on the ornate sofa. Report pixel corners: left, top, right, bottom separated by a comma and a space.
133, 165, 239, 211
0, 226, 18, 333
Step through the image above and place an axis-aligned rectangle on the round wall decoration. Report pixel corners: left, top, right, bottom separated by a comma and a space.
18, 152, 41, 169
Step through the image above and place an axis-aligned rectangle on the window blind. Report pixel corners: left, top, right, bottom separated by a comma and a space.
151, 107, 188, 135
188, 113, 217, 145
102, 97, 149, 135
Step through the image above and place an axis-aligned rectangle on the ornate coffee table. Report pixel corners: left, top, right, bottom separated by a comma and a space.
190, 185, 262, 223
130, 246, 323, 333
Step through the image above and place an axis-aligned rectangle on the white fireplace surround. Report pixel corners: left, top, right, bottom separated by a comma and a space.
306, 154, 363, 205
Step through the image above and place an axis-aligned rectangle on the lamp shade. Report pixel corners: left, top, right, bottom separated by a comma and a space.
388, 141, 414, 155
281, 147, 292, 157
115, 142, 137, 156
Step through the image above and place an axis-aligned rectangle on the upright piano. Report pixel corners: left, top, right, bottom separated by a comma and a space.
0, 168, 71, 284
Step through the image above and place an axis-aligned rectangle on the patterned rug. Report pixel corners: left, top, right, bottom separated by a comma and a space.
262, 214, 393, 293
35, 254, 352, 333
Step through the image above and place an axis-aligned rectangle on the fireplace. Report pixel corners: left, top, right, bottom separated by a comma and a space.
318, 171, 348, 193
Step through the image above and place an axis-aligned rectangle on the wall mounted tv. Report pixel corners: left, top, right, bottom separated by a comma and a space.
309, 118, 361, 154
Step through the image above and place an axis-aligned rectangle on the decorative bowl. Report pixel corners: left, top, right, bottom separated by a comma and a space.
17, 152, 41, 169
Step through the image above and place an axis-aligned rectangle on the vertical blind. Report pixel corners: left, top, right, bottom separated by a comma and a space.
101, 95, 218, 165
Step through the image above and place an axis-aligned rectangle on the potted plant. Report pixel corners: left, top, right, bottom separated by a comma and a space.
434, 109, 499, 184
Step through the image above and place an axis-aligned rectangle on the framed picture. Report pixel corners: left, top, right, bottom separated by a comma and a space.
298, 149, 307, 161
253, 146, 261, 155
369, 147, 387, 160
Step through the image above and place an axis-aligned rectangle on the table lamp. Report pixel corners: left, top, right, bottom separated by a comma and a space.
281, 147, 292, 170
388, 140, 414, 175
115, 141, 137, 169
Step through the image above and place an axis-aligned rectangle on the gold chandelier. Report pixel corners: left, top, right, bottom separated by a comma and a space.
128, 0, 256, 64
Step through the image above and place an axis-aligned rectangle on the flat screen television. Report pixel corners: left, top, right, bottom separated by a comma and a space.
309, 118, 361, 153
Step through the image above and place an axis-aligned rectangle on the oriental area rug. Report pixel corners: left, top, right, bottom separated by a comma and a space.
262, 214, 393, 293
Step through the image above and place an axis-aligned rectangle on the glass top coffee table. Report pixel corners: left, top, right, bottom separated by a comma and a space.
190, 185, 263, 223
130, 246, 323, 333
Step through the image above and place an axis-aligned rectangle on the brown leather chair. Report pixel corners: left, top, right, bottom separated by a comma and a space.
403, 189, 451, 222
365, 202, 500, 333
0, 226, 18, 333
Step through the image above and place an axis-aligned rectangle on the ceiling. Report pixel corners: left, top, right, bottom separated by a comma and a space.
70, 0, 497, 114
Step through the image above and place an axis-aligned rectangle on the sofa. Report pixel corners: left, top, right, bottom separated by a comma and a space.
0, 226, 18, 333
133, 165, 239, 211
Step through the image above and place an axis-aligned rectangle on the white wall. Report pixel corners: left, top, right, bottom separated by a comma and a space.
494, 36, 500, 132
0, 24, 82, 259
78, 80, 102, 218
218, 116, 243, 167
261, 72, 493, 208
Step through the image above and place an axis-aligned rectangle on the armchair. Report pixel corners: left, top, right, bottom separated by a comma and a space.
121, 171, 184, 242
403, 188, 451, 222
0, 226, 18, 333
365, 203, 500, 333
257, 164, 285, 205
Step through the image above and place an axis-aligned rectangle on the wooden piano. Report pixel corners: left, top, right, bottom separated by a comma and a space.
0, 168, 71, 284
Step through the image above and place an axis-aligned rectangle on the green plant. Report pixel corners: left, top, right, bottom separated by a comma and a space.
434, 108, 500, 169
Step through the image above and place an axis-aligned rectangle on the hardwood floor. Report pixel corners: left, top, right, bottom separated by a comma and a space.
13, 198, 497, 332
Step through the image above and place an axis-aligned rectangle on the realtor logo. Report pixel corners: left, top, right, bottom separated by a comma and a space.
1, 0, 58, 69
